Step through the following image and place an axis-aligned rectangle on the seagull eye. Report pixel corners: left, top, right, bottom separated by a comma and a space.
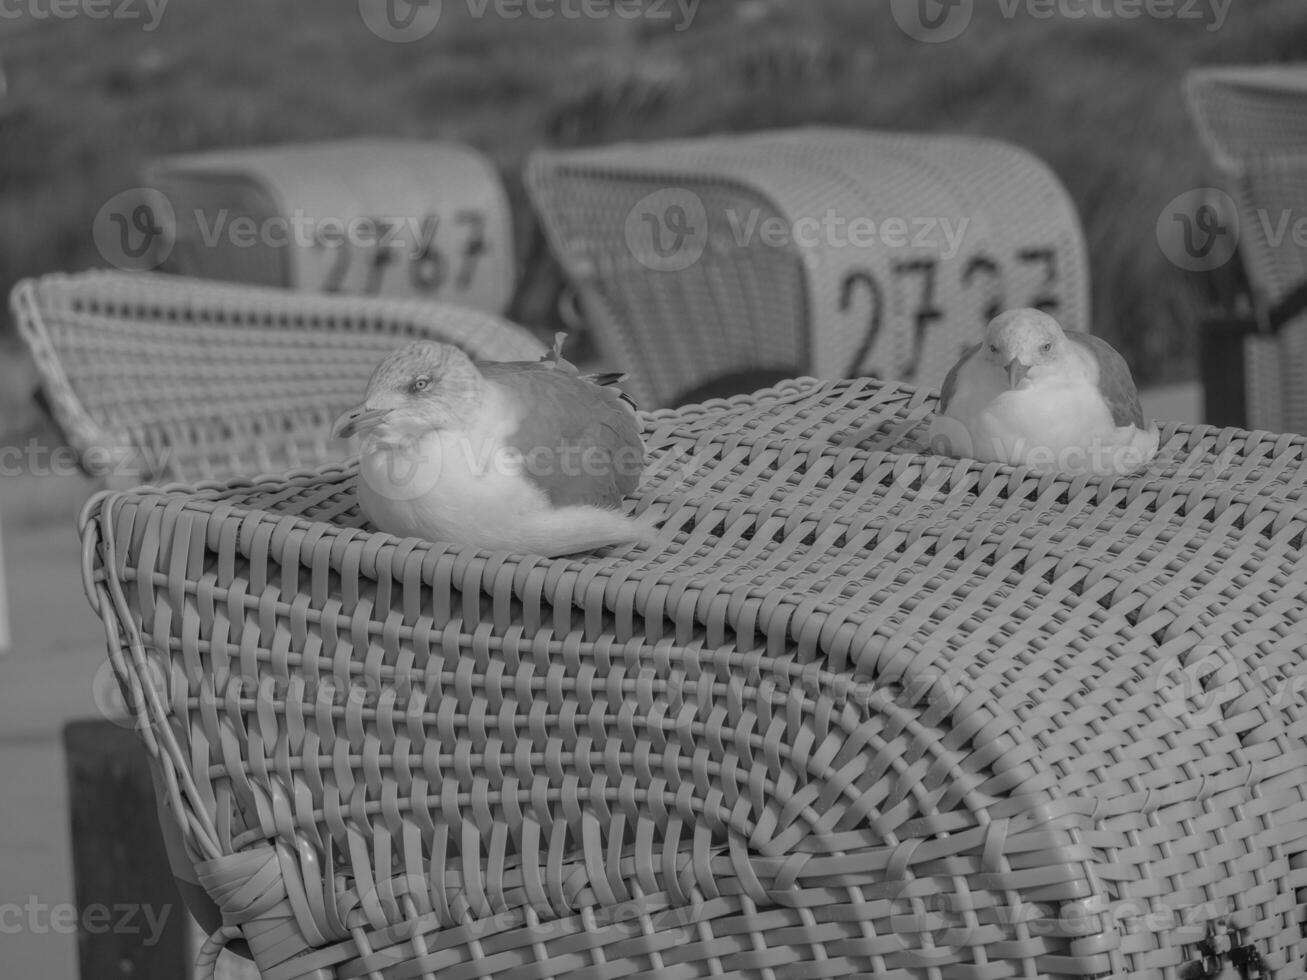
412, 376, 431, 393
1040, 342, 1052, 353
989, 344, 999, 354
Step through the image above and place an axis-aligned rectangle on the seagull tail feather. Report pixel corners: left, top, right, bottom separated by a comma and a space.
520, 506, 658, 558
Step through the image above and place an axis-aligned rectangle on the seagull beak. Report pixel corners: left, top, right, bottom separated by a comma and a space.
1006, 359, 1030, 389
332, 405, 391, 440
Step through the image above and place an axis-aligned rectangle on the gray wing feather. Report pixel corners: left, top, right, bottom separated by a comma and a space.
937, 342, 982, 413
480, 361, 644, 507
1067, 332, 1145, 428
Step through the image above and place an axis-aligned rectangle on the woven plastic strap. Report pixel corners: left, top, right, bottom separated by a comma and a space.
192, 849, 288, 980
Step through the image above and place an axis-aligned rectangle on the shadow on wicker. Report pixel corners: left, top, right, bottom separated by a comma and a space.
80, 377, 1307, 979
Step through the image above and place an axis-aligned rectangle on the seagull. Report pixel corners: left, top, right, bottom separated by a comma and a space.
926, 309, 1160, 476
332, 336, 656, 557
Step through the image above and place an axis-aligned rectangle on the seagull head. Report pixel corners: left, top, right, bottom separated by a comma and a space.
982, 308, 1070, 389
333, 341, 483, 443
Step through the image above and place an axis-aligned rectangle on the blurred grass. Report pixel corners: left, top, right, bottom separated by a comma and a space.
3, 0, 1307, 400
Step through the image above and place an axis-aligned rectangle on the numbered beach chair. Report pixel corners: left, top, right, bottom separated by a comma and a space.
525, 127, 1089, 408
1185, 65, 1307, 433
106, 139, 516, 313
78, 374, 1307, 980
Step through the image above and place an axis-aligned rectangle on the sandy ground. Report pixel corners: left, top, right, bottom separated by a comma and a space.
0, 381, 1202, 978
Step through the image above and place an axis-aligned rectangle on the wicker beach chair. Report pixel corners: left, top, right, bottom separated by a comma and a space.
11, 269, 545, 977
1185, 65, 1307, 434
11, 271, 546, 489
525, 128, 1089, 409
80, 376, 1307, 979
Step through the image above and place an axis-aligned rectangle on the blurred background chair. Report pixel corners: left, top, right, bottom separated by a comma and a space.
526, 127, 1090, 409
11, 270, 545, 489
1185, 65, 1307, 434
116, 138, 516, 314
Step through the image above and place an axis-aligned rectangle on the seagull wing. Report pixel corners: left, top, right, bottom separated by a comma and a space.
1067, 332, 1145, 428
480, 361, 644, 508
937, 342, 983, 414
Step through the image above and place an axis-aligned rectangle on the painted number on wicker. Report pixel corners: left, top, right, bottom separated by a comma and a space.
1018, 246, 1061, 317
840, 269, 883, 377
845, 245, 1066, 376
312, 210, 489, 298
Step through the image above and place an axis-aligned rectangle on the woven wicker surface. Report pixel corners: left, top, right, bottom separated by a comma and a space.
81, 377, 1307, 979
526, 128, 1089, 409
1185, 67, 1307, 434
12, 271, 546, 488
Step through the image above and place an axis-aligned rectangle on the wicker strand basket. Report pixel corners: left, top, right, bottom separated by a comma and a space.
80, 374, 1307, 979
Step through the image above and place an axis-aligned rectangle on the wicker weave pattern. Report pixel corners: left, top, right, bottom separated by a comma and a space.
81, 376, 1307, 979
12, 271, 546, 487
1185, 67, 1307, 433
526, 128, 1089, 408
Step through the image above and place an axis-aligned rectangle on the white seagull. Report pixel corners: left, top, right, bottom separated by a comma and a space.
927, 309, 1160, 476
333, 338, 656, 557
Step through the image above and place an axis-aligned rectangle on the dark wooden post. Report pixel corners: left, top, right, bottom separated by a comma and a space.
63, 719, 189, 980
